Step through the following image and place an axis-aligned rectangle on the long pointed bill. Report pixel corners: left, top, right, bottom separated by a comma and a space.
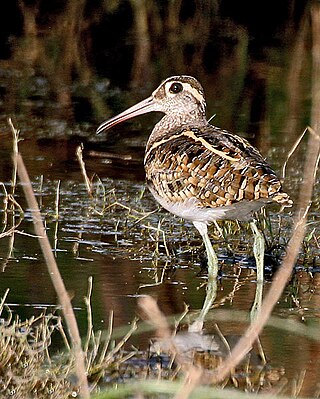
96, 96, 158, 134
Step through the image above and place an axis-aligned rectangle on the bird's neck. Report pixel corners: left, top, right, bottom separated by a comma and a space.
146, 111, 207, 151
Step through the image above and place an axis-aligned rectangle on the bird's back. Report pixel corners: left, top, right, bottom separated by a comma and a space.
144, 123, 291, 221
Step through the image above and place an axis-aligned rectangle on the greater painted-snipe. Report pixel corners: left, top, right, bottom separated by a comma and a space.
97, 75, 292, 280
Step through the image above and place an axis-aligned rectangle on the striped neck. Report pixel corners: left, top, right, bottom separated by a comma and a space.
146, 111, 207, 151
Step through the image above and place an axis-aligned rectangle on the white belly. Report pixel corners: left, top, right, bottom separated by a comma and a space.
148, 186, 228, 224
148, 186, 267, 224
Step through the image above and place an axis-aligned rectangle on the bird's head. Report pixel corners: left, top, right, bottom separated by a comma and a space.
96, 75, 207, 134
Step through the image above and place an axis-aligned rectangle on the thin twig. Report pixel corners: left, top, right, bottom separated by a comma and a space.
103, 318, 138, 366
8, 117, 19, 197
0, 289, 10, 317
281, 127, 307, 180
76, 144, 93, 197
15, 151, 90, 398
98, 310, 114, 365
54, 179, 61, 220
84, 276, 94, 354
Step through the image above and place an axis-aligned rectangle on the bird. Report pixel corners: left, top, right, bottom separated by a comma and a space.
96, 75, 292, 281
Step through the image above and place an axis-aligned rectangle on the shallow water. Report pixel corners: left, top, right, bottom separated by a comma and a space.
0, 2, 320, 396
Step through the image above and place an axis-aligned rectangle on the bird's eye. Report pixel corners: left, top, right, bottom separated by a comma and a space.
169, 82, 183, 94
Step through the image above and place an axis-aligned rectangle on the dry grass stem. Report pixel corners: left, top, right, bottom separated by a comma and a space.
8, 117, 19, 196
141, 219, 171, 257
54, 179, 61, 219
281, 127, 307, 180
0, 191, 24, 239
0, 119, 25, 247
77, 144, 94, 197
15, 151, 90, 398
98, 311, 114, 365
103, 319, 138, 365
0, 288, 10, 315
84, 276, 94, 354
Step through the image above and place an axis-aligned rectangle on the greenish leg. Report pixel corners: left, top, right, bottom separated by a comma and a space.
202, 230, 219, 281
190, 222, 219, 332
250, 220, 265, 283
193, 221, 219, 280
249, 220, 265, 320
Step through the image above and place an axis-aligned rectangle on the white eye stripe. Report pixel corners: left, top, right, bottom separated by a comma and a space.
184, 84, 204, 104
164, 82, 204, 104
